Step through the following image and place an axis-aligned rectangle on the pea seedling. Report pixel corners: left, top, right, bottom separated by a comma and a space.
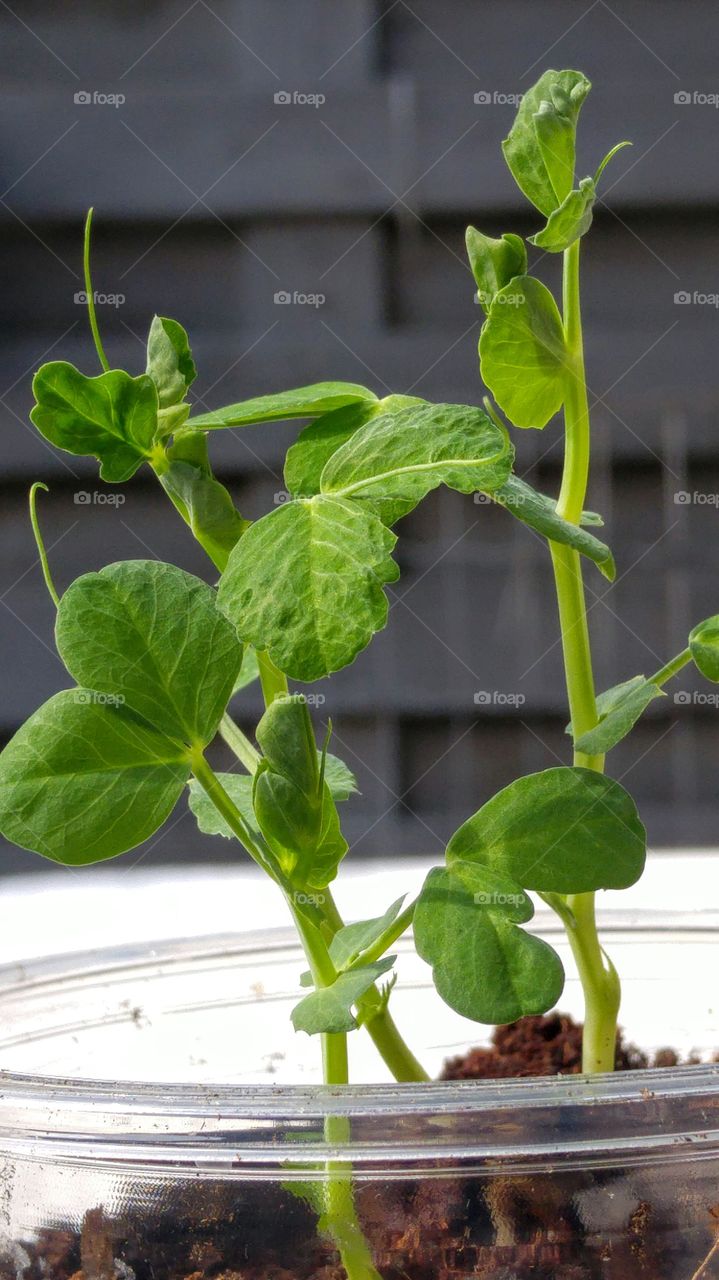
0, 75, 717, 1272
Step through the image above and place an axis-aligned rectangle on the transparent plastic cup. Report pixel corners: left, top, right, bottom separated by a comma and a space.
0, 912, 718, 1278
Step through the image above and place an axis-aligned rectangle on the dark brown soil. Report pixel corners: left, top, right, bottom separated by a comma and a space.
4, 1015, 718, 1280
441, 1011, 678, 1079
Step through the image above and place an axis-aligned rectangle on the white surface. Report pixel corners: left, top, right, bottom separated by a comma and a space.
0, 851, 717, 964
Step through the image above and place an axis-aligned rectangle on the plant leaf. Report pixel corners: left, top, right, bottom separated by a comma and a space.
187, 771, 263, 842
218, 495, 399, 682
160, 460, 249, 572
55, 560, 243, 747
502, 70, 591, 215
291, 957, 396, 1034
188, 383, 378, 430
446, 766, 646, 893
414, 862, 564, 1024
479, 276, 567, 429
323, 752, 358, 802
232, 647, 261, 693
31, 362, 158, 482
284, 395, 423, 502
321, 402, 513, 521
466, 228, 527, 313
0, 690, 189, 865
689, 615, 719, 681
252, 695, 347, 887
492, 474, 615, 579
573, 677, 664, 754
529, 177, 595, 253
329, 897, 406, 972
146, 315, 197, 409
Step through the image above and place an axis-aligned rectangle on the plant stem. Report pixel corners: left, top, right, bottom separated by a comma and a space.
257, 649, 289, 703
649, 646, 692, 687
191, 752, 271, 874
550, 239, 620, 1074
219, 712, 261, 772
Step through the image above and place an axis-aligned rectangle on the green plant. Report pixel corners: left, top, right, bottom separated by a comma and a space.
1, 70, 718, 1273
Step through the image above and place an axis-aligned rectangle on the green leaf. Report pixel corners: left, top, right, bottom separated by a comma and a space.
502, 70, 591, 215
188, 382, 378, 430
414, 862, 564, 1024
329, 897, 406, 972
447, 766, 646, 893
256, 694, 319, 797
284, 396, 423, 501
252, 695, 347, 887
218, 495, 399, 682
492, 475, 615, 579
465, 228, 527, 313
56, 560, 243, 747
146, 315, 197, 409
0, 690, 189, 865
321, 402, 513, 522
30, 362, 158, 482
291, 957, 396, 1034
572, 677, 664, 754
187, 771, 262, 842
232, 647, 261, 693
479, 276, 567, 429
529, 177, 595, 252
689, 615, 719, 681
323, 753, 358, 802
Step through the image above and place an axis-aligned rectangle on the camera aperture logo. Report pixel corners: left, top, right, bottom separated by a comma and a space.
274, 90, 325, 108
274, 289, 325, 308
74, 289, 124, 309
474, 690, 526, 707
74, 90, 125, 109
73, 690, 125, 708
74, 491, 125, 507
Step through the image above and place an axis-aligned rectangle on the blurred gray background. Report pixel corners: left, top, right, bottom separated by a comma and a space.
2, 1, 719, 874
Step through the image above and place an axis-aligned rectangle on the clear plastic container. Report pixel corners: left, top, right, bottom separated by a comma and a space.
1, 913, 718, 1279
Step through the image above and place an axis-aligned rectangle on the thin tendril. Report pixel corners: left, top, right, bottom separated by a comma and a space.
29, 483, 60, 608
83, 207, 110, 373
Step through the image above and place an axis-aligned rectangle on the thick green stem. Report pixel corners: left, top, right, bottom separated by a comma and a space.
549, 239, 619, 1074
257, 649, 289, 703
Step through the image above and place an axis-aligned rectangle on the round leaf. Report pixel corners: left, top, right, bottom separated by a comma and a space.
447, 766, 646, 893
217, 495, 399, 682
414, 862, 565, 1025
56, 560, 243, 747
0, 690, 189, 865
